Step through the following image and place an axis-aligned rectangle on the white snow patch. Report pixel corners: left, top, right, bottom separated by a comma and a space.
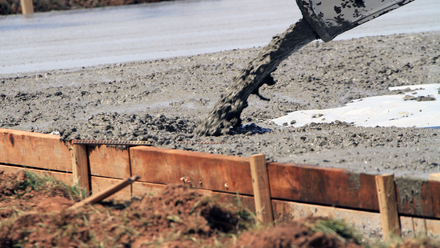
272, 84, 440, 129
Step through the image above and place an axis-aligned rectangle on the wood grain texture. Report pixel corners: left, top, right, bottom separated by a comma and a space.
396, 178, 440, 219
0, 164, 72, 184
268, 162, 379, 211
0, 128, 72, 171
132, 181, 166, 197
71, 144, 90, 192
130, 146, 252, 194
429, 173, 440, 182
88, 145, 130, 178
132, 181, 256, 212
69, 176, 139, 209
20, 0, 34, 14
250, 154, 273, 224
272, 199, 383, 235
91, 176, 131, 201
376, 174, 400, 239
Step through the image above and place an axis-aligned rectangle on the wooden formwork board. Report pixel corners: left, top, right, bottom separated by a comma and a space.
132, 181, 166, 197
88, 145, 131, 179
130, 146, 253, 195
396, 177, 440, 219
0, 164, 72, 184
3, 128, 440, 234
268, 162, 379, 211
91, 176, 131, 201
272, 199, 440, 238
131, 181, 256, 212
0, 128, 72, 171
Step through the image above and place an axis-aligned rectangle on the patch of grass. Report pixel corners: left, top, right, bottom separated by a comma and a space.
17, 170, 87, 201
308, 218, 363, 245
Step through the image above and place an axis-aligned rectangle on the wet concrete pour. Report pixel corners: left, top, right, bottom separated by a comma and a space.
1, 31, 439, 179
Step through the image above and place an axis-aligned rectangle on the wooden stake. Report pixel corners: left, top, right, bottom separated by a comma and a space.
250, 154, 273, 224
376, 174, 400, 240
429, 173, 440, 182
20, 0, 34, 14
71, 144, 90, 193
68, 176, 140, 210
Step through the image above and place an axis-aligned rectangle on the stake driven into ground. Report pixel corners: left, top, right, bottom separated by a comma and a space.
195, 19, 319, 136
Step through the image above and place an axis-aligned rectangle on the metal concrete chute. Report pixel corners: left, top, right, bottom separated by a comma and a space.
296, 0, 416, 42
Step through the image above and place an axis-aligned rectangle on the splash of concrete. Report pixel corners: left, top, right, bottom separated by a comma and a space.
195, 19, 318, 136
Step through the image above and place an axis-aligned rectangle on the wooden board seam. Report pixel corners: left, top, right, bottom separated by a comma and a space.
269, 197, 382, 213
0, 163, 73, 174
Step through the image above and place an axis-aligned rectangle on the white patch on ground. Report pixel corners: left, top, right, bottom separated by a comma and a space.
272, 84, 440, 129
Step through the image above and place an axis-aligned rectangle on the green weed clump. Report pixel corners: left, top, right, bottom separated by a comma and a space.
309, 218, 363, 244
17, 170, 87, 201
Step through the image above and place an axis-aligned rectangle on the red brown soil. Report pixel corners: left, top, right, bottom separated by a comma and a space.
0, 0, 175, 15
0, 170, 435, 247
233, 219, 362, 248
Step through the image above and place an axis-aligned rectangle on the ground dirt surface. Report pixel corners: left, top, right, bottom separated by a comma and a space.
0, 170, 368, 248
1, 31, 440, 179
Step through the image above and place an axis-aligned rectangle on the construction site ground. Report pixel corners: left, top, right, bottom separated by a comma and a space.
2, 170, 440, 247
1, 31, 439, 179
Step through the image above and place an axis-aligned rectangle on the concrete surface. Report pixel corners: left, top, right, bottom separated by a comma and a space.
1, 0, 439, 75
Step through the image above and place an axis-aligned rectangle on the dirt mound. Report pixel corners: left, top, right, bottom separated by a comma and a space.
0, 170, 78, 219
1, 170, 439, 247
234, 218, 362, 248
0, 172, 253, 247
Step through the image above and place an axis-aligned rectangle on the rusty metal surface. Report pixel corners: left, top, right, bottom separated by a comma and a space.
72, 139, 152, 146
268, 162, 380, 211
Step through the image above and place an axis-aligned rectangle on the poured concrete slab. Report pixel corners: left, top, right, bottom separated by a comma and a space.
1, 0, 439, 75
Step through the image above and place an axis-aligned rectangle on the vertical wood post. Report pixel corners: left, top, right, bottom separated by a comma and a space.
376, 174, 400, 240
20, 0, 34, 14
71, 144, 90, 194
429, 173, 440, 182
250, 154, 273, 224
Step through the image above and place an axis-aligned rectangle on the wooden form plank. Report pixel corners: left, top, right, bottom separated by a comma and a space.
426, 218, 440, 238
71, 144, 90, 193
429, 173, 440, 182
3, 127, 440, 222
376, 174, 401, 240
20, 0, 34, 14
130, 146, 253, 195
91, 176, 131, 201
69, 176, 139, 210
0, 128, 72, 171
272, 199, 383, 236
88, 145, 130, 179
395, 178, 440, 219
132, 181, 256, 212
250, 154, 273, 224
272, 199, 440, 238
268, 162, 379, 211
0, 164, 72, 185
132, 181, 166, 197
412, 218, 427, 235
